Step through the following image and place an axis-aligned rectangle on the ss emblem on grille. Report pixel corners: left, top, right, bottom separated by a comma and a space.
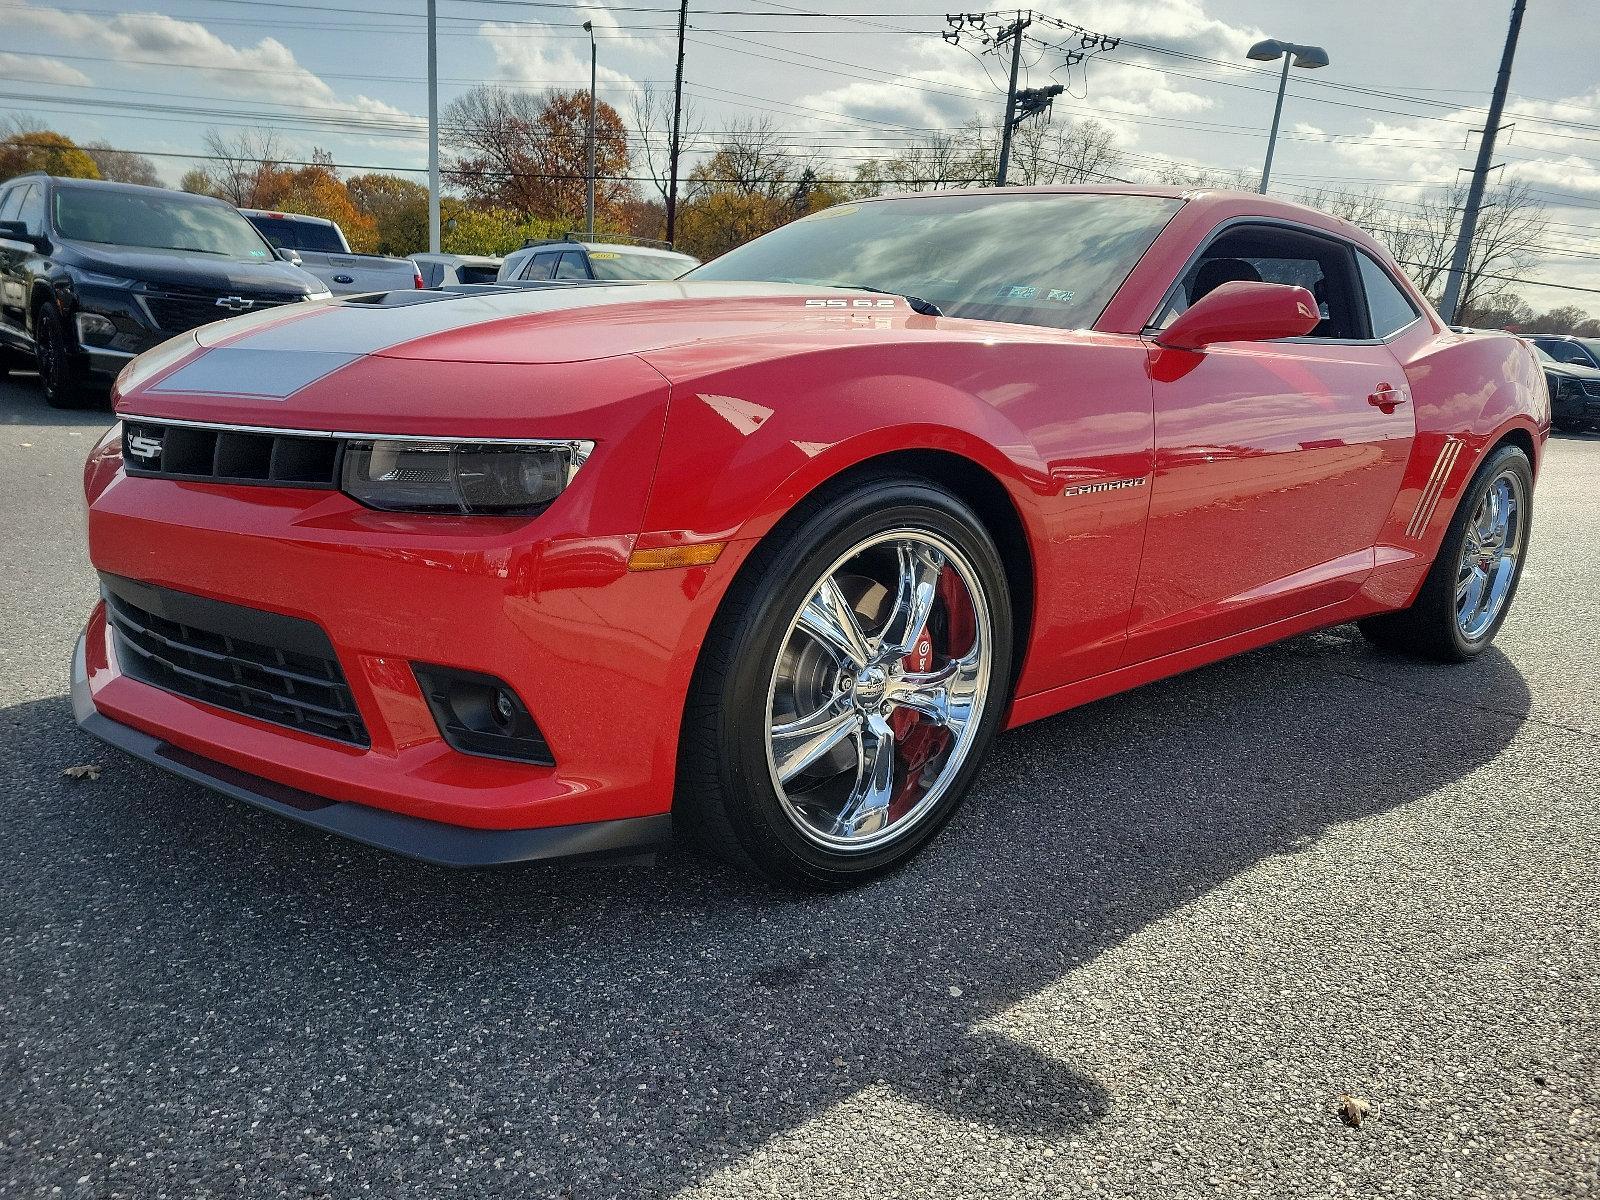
126, 432, 162, 460
215, 295, 255, 312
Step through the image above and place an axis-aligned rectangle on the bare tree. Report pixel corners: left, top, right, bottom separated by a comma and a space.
197, 128, 284, 207
84, 141, 162, 187
1008, 116, 1123, 186
1362, 181, 1548, 314
632, 83, 702, 208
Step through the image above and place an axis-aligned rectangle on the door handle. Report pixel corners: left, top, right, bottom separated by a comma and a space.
1368, 383, 1408, 410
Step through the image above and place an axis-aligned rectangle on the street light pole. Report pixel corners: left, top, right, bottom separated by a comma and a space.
1246, 38, 1329, 195
1260, 54, 1291, 195
426, 0, 440, 252
583, 20, 596, 241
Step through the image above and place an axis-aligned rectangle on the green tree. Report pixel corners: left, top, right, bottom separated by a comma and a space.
0, 128, 100, 182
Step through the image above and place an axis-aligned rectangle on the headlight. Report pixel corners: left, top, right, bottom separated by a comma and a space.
340, 439, 593, 515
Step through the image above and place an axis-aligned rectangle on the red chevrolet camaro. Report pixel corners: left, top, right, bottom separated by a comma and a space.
75, 187, 1547, 886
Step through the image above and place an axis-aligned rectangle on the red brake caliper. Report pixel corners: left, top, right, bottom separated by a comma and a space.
885, 567, 969, 821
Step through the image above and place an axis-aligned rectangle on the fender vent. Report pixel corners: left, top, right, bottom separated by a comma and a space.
1406, 436, 1464, 540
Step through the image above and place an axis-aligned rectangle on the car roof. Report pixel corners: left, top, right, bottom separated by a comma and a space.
580, 243, 697, 259
411, 253, 503, 265
240, 209, 336, 225
24, 175, 232, 205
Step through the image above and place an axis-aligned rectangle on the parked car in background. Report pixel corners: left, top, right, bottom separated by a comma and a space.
1529, 334, 1600, 369
241, 209, 422, 295
499, 238, 699, 284
0, 174, 327, 408
410, 253, 503, 288
1533, 342, 1600, 432
76, 187, 1547, 887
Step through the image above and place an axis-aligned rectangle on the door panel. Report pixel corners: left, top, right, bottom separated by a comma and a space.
1124, 338, 1414, 663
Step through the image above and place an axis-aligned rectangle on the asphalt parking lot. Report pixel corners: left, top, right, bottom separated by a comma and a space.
2, 366, 1597, 1200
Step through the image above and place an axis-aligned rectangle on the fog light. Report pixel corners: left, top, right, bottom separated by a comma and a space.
411, 663, 553, 764
75, 312, 117, 345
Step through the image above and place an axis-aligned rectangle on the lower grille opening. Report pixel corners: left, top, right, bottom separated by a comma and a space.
102, 575, 368, 747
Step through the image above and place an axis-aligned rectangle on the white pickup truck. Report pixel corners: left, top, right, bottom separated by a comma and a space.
241, 210, 422, 295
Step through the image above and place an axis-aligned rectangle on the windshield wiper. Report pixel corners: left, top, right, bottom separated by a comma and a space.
815, 281, 943, 317
142, 245, 230, 256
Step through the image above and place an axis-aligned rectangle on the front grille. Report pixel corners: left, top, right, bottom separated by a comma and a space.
139, 286, 305, 334
102, 574, 368, 747
123, 420, 340, 488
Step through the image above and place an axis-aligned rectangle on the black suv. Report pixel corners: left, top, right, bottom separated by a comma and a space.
0, 174, 327, 407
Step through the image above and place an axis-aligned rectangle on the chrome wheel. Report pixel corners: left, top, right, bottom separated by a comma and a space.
1456, 467, 1526, 641
765, 529, 994, 853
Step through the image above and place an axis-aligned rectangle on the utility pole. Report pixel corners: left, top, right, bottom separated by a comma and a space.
666, 0, 688, 244
1438, 0, 1527, 324
994, 11, 1030, 187
426, 0, 440, 252
583, 20, 597, 240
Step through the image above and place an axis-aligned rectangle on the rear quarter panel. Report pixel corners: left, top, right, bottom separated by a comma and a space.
1360, 321, 1547, 609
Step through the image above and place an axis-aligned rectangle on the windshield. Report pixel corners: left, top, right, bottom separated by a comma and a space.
54, 187, 276, 260
589, 250, 697, 281
685, 192, 1182, 330
248, 214, 346, 253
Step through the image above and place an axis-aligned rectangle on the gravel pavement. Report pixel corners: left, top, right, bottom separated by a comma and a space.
2, 368, 1596, 1199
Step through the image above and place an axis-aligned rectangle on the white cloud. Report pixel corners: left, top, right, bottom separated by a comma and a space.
9, 1, 414, 123
0, 51, 92, 87
477, 9, 650, 99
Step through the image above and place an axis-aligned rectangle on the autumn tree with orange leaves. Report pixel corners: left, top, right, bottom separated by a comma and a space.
443, 86, 630, 229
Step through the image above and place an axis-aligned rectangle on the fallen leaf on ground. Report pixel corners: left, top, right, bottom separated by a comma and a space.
1336, 1094, 1372, 1127
62, 764, 101, 781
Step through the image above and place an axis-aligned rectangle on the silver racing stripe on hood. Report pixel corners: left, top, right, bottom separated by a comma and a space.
144, 281, 886, 398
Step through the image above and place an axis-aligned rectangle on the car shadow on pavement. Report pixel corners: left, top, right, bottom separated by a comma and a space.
2, 623, 1532, 1196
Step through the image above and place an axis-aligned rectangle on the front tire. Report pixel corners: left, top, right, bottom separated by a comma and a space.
677, 476, 1013, 888
1360, 442, 1533, 662
34, 302, 100, 410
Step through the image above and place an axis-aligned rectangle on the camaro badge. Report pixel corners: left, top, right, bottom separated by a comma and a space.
1061, 476, 1147, 498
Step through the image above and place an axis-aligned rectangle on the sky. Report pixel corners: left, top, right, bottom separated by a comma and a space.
3, 0, 1599, 313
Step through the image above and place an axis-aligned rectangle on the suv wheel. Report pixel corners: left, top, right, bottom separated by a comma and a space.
35, 302, 100, 410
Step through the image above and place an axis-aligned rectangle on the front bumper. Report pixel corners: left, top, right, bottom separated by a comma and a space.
72, 626, 672, 867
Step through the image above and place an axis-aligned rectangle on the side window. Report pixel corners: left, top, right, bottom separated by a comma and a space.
14, 186, 45, 237
1157, 223, 1367, 339
0, 186, 20, 223
1537, 339, 1589, 365
520, 251, 559, 280
1357, 252, 1420, 339
419, 262, 442, 288
554, 251, 590, 280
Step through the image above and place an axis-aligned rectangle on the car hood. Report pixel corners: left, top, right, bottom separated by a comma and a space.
1540, 357, 1600, 381
111, 281, 942, 433
62, 240, 320, 295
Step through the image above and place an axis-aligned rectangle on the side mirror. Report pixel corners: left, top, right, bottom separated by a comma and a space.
276, 247, 303, 265
0, 219, 46, 251
1156, 280, 1321, 350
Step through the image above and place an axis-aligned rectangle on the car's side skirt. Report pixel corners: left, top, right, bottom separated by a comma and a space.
1005, 590, 1389, 729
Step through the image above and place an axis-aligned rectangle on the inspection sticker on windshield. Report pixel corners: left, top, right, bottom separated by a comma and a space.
1047, 288, 1076, 301
589, 252, 621, 259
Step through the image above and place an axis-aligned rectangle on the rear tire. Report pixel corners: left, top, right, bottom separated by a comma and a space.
677, 475, 1013, 888
35, 302, 101, 410
1359, 443, 1533, 662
